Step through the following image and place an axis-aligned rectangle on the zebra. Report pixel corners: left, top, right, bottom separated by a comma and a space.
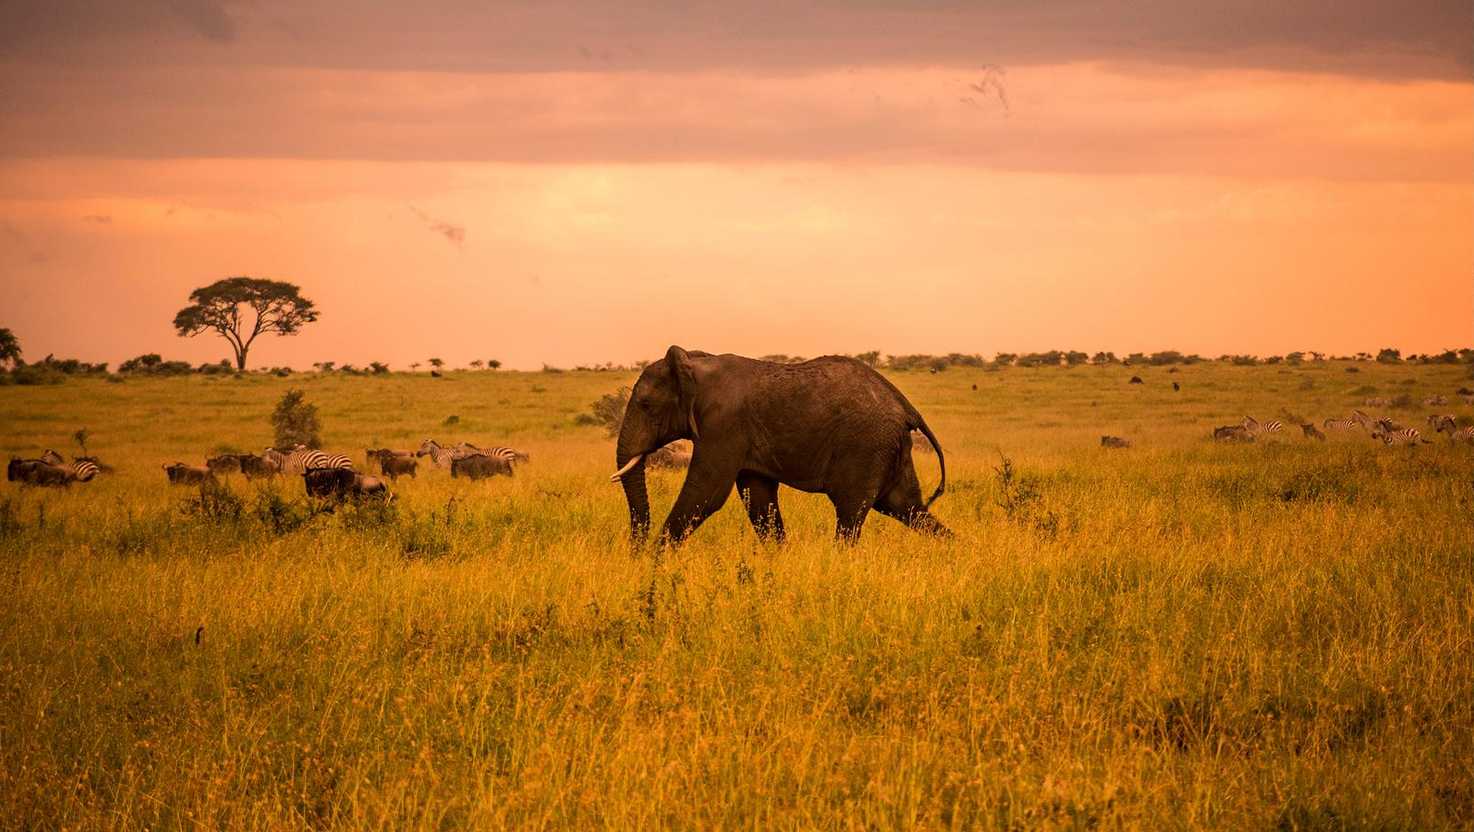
416, 439, 466, 469
1322, 416, 1363, 433
37, 450, 99, 481
1430, 415, 1474, 442
455, 442, 529, 466
1371, 427, 1425, 446
263, 445, 353, 474
1242, 416, 1282, 438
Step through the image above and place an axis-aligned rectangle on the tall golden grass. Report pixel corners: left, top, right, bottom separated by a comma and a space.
1, 360, 1470, 829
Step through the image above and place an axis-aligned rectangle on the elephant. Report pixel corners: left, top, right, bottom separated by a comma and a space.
611, 346, 949, 546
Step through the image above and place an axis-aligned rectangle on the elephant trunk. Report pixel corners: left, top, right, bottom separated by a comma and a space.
615, 417, 655, 541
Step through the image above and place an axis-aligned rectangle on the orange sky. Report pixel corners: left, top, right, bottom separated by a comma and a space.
1, 1, 1470, 369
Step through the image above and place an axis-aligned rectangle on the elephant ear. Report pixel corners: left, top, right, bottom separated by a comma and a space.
665, 345, 701, 439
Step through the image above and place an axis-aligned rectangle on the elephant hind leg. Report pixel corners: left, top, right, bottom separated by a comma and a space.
828, 493, 872, 543
737, 472, 785, 543
875, 458, 952, 537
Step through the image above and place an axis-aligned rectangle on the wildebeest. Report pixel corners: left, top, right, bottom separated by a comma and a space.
7, 458, 77, 487
1212, 425, 1254, 443
1100, 435, 1131, 449
365, 448, 414, 471
1299, 423, 1326, 441
451, 454, 513, 480
303, 468, 392, 501
378, 455, 418, 480
163, 463, 214, 485
205, 454, 243, 475
1172, 382, 1180, 392
233, 453, 281, 480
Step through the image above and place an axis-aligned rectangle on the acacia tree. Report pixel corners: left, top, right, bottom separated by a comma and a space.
172, 278, 318, 370
0, 328, 20, 369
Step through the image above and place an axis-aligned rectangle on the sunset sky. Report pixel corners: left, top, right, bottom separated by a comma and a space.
1, 1, 1469, 370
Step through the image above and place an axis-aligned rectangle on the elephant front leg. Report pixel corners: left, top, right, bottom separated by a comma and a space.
660, 458, 738, 545
737, 472, 785, 543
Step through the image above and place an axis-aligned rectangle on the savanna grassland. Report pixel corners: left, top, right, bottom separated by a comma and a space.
1, 360, 1471, 830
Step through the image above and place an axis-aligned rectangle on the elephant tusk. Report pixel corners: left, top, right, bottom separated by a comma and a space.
688, 404, 700, 439
609, 455, 643, 482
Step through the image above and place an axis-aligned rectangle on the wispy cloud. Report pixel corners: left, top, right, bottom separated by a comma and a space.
409, 205, 466, 248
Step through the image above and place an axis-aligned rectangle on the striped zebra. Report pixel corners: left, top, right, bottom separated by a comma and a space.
416, 439, 465, 469
1242, 416, 1282, 438
1322, 416, 1363, 433
1430, 415, 1474, 442
456, 442, 530, 466
1372, 427, 1424, 446
264, 445, 353, 474
38, 450, 99, 482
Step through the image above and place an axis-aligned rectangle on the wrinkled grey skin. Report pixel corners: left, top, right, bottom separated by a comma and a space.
615, 346, 948, 546
451, 454, 513, 480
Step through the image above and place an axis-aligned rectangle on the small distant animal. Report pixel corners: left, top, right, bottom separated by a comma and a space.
1371, 427, 1425, 446
8, 458, 91, 487
1129, 376, 1143, 385
74, 455, 114, 474
1242, 416, 1282, 438
235, 453, 281, 480
303, 468, 392, 501
1172, 382, 1180, 392
970, 384, 977, 391
205, 454, 243, 475
1299, 423, 1326, 441
1100, 435, 1131, 449
162, 463, 214, 485
365, 448, 414, 470
1424, 395, 1448, 407
450, 453, 514, 480
1429, 415, 1474, 442
1363, 397, 1388, 408
1458, 387, 1473, 396
456, 442, 530, 466
263, 446, 353, 474
1213, 425, 1254, 443
1322, 416, 1364, 433
40, 449, 104, 479
377, 455, 418, 480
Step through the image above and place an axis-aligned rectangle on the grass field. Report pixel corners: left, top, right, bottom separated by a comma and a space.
2, 360, 1471, 829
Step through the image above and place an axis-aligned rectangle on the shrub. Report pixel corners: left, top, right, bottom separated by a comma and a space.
1376, 348, 1402, 364
588, 387, 630, 438
271, 389, 322, 448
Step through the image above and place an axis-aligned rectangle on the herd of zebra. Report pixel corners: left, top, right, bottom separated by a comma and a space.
1212, 410, 1474, 446
7, 438, 531, 492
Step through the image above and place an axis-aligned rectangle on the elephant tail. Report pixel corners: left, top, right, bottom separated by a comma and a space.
909, 412, 947, 509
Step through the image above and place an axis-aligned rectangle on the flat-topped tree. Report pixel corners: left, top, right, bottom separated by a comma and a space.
0, 327, 20, 369
173, 278, 318, 370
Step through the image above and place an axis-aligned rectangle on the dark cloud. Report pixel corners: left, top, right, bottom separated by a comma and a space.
0, 0, 1467, 78
409, 206, 466, 248
0, 0, 236, 54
